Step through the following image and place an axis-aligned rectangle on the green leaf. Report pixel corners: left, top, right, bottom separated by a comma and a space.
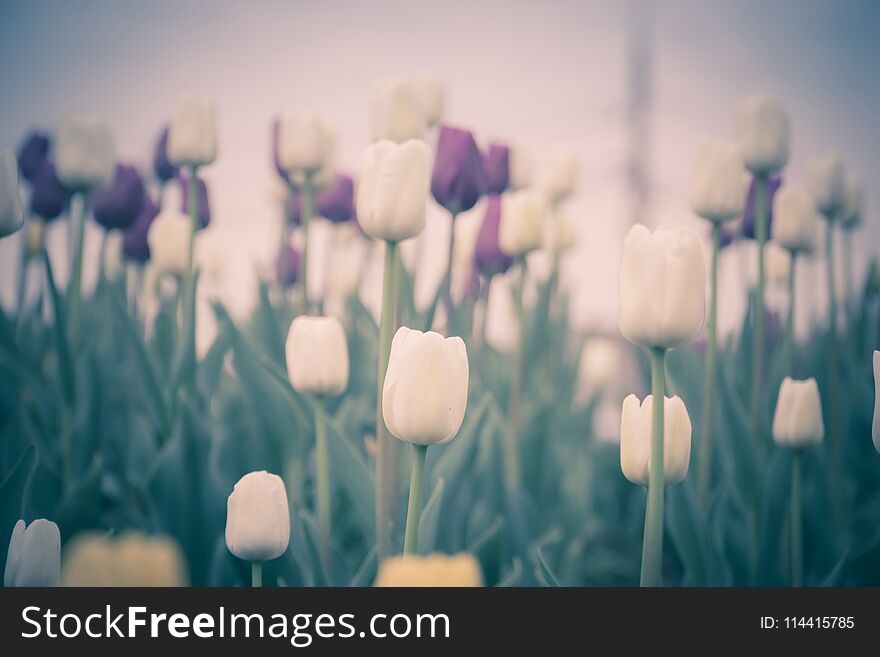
325, 411, 375, 537
42, 251, 75, 404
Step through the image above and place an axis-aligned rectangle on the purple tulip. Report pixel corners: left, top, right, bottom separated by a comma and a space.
123, 193, 159, 263
474, 195, 514, 277
287, 174, 355, 225
178, 173, 211, 228
153, 126, 179, 183
483, 143, 510, 195
741, 174, 782, 240
431, 124, 484, 215
271, 118, 292, 186
17, 131, 51, 183
30, 161, 71, 221
90, 164, 145, 231
276, 244, 300, 288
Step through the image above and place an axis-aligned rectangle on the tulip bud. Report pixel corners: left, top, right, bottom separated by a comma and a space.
374, 553, 483, 587
620, 394, 692, 485
278, 112, 335, 174
123, 194, 158, 263
735, 96, 790, 175
772, 377, 824, 448
772, 186, 820, 254
807, 154, 845, 218
357, 139, 431, 242
541, 150, 579, 203
618, 224, 706, 349
55, 115, 116, 191
841, 175, 863, 229
370, 78, 428, 143
168, 98, 217, 168
17, 131, 50, 182
285, 315, 349, 395
314, 174, 354, 223
498, 189, 544, 256
483, 144, 510, 195
431, 125, 485, 214
689, 138, 745, 223
4, 519, 60, 587
90, 164, 146, 231
474, 195, 514, 277
153, 125, 180, 182
0, 149, 24, 237
412, 74, 445, 126
383, 326, 469, 446
873, 351, 879, 455
29, 161, 70, 222
225, 470, 291, 562
146, 208, 190, 276
764, 240, 791, 286
24, 217, 45, 257
61, 531, 187, 586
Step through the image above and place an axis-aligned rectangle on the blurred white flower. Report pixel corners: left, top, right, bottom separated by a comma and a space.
194, 226, 226, 286
411, 74, 445, 126
499, 189, 544, 256
168, 97, 217, 168
146, 209, 191, 276
61, 531, 187, 586
735, 96, 789, 175
765, 240, 791, 286
483, 273, 519, 352
55, 115, 116, 190
0, 149, 24, 237
618, 224, 706, 350
689, 138, 745, 222
371, 78, 428, 143
541, 149, 579, 203
103, 230, 123, 279
772, 186, 820, 254
383, 326, 469, 446
841, 175, 863, 229
545, 206, 576, 253
4, 519, 60, 587
374, 553, 483, 587
225, 471, 291, 562
807, 154, 845, 218
620, 394, 692, 486
285, 315, 349, 396
24, 217, 45, 257
277, 112, 335, 175
508, 143, 532, 190
324, 223, 367, 315
357, 139, 431, 242
576, 337, 622, 402
874, 351, 879, 454
772, 377, 824, 448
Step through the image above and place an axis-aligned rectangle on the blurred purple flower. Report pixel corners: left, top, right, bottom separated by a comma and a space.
17, 131, 51, 183
29, 161, 70, 221
431, 124, 484, 214
90, 164, 146, 231
123, 193, 159, 263
178, 173, 211, 228
741, 174, 782, 239
276, 244, 300, 288
288, 174, 355, 225
153, 126, 179, 183
483, 143, 510, 195
474, 195, 514, 277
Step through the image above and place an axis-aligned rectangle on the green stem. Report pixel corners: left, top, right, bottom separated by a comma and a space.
824, 220, 842, 524
641, 347, 666, 587
300, 174, 314, 311
506, 258, 527, 487
403, 444, 428, 555
791, 451, 803, 587
699, 224, 720, 504
442, 212, 457, 329
843, 228, 853, 320
314, 395, 331, 575
67, 192, 87, 339
251, 561, 262, 588
16, 247, 28, 317
185, 166, 199, 276
375, 240, 399, 559
750, 174, 767, 450
784, 252, 797, 376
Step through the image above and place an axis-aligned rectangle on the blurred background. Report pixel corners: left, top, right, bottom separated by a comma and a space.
1, 0, 878, 337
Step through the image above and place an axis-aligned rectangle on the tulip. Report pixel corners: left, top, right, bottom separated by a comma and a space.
772, 186, 820, 255
194, 227, 226, 286
226, 470, 290, 585
508, 143, 532, 190
0, 150, 24, 238
546, 206, 576, 253
370, 78, 428, 143
4, 519, 60, 587
276, 243, 300, 288
498, 189, 544, 257
177, 173, 211, 228
24, 217, 45, 258
147, 208, 191, 276
375, 553, 483, 587
277, 112, 334, 175
153, 125, 179, 183
29, 161, 70, 222
765, 240, 791, 287
689, 138, 745, 223
431, 124, 484, 215
383, 326, 469, 554
873, 351, 879, 455
54, 115, 116, 191
808, 155, 845, 219
288, 174, 354, 225
168, 98, 217, 168
62, 531, 187, 586
324, 223, 367, 316
620, 394, 692, 486
735, 96, 789, 175
90, 164, 146, 231
17, 131, 50, 182
474, 195, 514, 278
483, 143, 510, 195
123, 194, 158, 263
541, 150, 578, 204
412, 74, 445, 126
576, 337, 622, 402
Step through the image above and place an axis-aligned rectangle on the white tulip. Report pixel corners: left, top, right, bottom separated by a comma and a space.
146, 209, 191, 276
808, 154, 845, 218
225, 471, 290, 562
168, 98, 217, 168
499, 189, 544, 256
24, 217, 45, 257
103, 231, 123, 279
356, 139, 431, 242
873, 351, 879, 455
371, 78, 427, 143
508, 143, 532, 190
383, 326, 469, 446
620, 394, 692, 485
841, 175, 863, 229
765, 240, 791, 286
576, 337, 622, 401
55, 115, 116, 190
618, 224, 707, 350
4, 518, 60, 587
285, 315, 349, 396
374, 553, 483, 587
546, 207, 576, 253
411, 74, 445, 126
0, 149, 24, 237
772, 377, 824, 448
735, 96, 790, 174
541, 150, 579, 203
194, 227, 226, 284
278, 112, 335, 174
772, 186, 820, 254
689, 138, 745, 222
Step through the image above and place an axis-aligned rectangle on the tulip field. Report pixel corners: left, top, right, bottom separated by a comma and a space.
2, 70, 880, 589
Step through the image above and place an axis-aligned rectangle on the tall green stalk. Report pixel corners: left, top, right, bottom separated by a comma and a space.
641, 347, 666, 587
403, 444, 428, 555
824, 219, 842, 522
67, 192, 87, 338
185, 166, 199, 275
506, 257, 527, 488
784, 253, 797, 376
699, 224, 720, 503
375, 240, 399, 559
441, 211, 458, 329
300, 174, 315, 311
790, 451, 803, 586
314, 395, 331, 575
750, 175, 768, 449
251, 561, 262, 588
